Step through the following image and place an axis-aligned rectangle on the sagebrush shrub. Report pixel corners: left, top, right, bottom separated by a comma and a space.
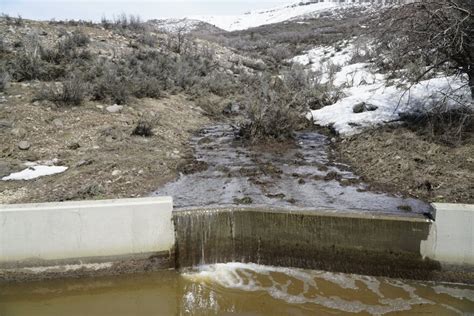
38, 72, 89, 106
0, 71, 9, 91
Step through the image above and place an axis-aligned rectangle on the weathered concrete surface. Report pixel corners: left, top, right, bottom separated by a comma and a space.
174, 207, 446, 281
421, 203, 474, 270
0, 197, 174, 272
174, 208, 474, 283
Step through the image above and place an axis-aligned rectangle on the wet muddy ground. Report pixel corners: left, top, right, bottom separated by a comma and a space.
154, 124, 432, 216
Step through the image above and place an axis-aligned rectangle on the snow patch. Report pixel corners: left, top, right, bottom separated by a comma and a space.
148, 18, 203, 33
2, 165, 68, 181
308, 76, 470, 136
293, 40, 472, 135
193, 1, 342, 31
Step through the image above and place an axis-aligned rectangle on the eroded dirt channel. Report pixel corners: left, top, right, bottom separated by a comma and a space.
154, 124, 431, 215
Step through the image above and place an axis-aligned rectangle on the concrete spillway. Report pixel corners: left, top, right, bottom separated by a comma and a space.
1, 198, 473, 284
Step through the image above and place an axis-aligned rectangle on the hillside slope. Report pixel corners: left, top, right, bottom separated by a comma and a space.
192, 1, 342, 31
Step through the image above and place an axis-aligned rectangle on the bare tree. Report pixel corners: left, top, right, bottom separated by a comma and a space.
375, 0, 473, 97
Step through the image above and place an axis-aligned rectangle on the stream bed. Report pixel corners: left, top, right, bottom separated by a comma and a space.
154, 124, 431, 215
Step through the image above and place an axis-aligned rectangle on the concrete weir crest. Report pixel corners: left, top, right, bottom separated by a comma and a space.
0, 198, 473, 283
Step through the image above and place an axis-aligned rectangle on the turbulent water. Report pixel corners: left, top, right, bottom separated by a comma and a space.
2, 263, 473, 315
154, 124, 431, 215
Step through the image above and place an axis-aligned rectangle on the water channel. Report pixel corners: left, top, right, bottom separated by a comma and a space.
2, 263, 473, 315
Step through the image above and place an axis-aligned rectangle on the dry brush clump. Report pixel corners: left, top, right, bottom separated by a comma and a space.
36, 72, 89, 106
370, 0, 473, 145
0, 71, 9, 92
374, 0, 473, 95
8, 31, 92, 81
237, 66, 322, 142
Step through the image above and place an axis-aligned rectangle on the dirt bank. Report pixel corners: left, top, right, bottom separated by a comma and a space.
332, 127, 473, 204
0, 82, 210, 203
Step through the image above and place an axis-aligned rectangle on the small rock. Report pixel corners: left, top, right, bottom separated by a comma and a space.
0, 96, 7, 103
353, 102, 366, 114
52, 118, 64, 128
365, 103, 378, 111
105, 135, 114, 143
112, 170, 121, 176
0, 120, 13, 129
11, 127, 27, 138
67, 142, 81, 150
18, 141, 30, 150
197, 137, 213, 145
234, 197, 253, 205
76, 159, 93, 167
106, 104, 124, 113
32, 101, 40, 106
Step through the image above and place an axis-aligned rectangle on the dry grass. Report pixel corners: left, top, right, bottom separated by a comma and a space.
334, 127, 474, 204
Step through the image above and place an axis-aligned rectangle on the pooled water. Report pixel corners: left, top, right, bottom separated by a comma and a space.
2, 263, 473, 315
154, 124, 431, 215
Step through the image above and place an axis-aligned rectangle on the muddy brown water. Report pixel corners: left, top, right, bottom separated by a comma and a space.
1, 263, 473, 315
153, 124, 431, 215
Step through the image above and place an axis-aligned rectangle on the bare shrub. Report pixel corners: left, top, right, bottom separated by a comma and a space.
91, 62, 130, 105
0, 37, 7, 53
400, 104, 473, 146
238, 73, 309, 142
112, 13, 144, 31
267, 44, 293, 65
132, 119, 154, 137
373, 1, 473, 144
0, 71, 9, 92
10, 34, 42, 79
131, 74, 162, 98
195, 95, 226, 117
374, 0, 473, 97
138, 32, 157, 47
64, 31, 90, 48
38, 72, 89, 106
1, 13, 12, 25
14, 15, 23, 27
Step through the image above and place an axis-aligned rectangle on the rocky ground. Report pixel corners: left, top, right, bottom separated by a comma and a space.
0, 82, 209, 203
1, 13, 472, 206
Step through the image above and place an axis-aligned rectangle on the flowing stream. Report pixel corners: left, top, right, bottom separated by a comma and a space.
154, 124, 431, 215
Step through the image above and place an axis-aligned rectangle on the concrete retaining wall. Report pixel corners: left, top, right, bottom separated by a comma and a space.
421, 203, 474, 269
0, 197, 174, 269
174, 205, 474, 283
174, 207, 442, 281
1, 198, 473, 283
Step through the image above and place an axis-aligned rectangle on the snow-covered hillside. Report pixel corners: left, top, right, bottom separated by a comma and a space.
192, 1, 343, 31
292, 42, 472, 136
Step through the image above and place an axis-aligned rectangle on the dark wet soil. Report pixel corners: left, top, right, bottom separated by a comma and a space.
153, 124, 432, 215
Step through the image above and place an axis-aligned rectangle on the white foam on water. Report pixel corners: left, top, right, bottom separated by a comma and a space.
181, 263, 444, 315
433, 285, 474, 302
18, 262, 114, 273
